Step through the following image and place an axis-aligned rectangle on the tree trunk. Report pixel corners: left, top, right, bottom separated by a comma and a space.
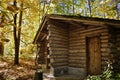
88, 0, 92, 17
13, 0, 19, 65
18, 0, 23, 59
13, 0, 23, 65
116, 0, 119, 19
72, 0, 75, 15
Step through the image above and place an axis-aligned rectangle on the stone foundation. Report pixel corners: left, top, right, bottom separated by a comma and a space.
68, 67, 86, 78
48, 67, 86, 79
50, 66, 68, 77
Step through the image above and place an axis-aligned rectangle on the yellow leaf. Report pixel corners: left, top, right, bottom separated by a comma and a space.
1, 2, 7, 9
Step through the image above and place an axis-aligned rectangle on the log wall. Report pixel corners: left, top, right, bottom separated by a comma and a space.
38, 41, 46, 64
48, 24, 69, 76
46, 22, 114, 76
69, 25, 110, 71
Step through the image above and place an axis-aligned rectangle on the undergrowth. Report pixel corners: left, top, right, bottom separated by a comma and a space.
86, 60, 120, 80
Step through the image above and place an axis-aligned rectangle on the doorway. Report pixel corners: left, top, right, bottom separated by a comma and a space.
86, 36, 101, 75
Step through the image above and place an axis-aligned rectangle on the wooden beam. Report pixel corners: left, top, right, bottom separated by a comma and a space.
47, 18, 68, 28
69, 20, 89, 29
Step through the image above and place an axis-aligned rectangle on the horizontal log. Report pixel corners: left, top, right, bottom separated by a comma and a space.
49, 39, 68, 44
69, 57, 81, 60
101, 48, 107, 52
101, 39, 108, 43
49, 44, 68, 48
70, 26, 107, 35
101, 44, 108, 48
70, 44, 84, 48
52, 62, 68, 67
50, 50, 68, 54
100, 42, 109, 47
69, 40, 81, 43
101, 52, 110, 57
49, 29, 68, 36
80, 30, 108, 37
49, 26, 68, 33
78, 46, 86, 49
69, 39, 85, 44
49, 36, 68, 41
49, 47, 70, 51
69, 49, 86, 53
69, 59, 86, 64
49, 47, 68, 51
49, 24, 68, 31
49, 46, 67, 50
86, 26, 95, 29
69, 43, 85, 47
70, 27, 108, 35
69, 27, 84, 32
101, 32, 109, 36
51, 55, 68, 59
69, 46, 86, 50
49, 34, 68, 40
69, 44, 86, 49
69, 37, 85, 41
69, 53, 86, 57
69, 56, 86, 60
49, 30, 67, 36
69, 44, 81, 47
69, 47, 80, 50
50, 50, 68, 53
49, 30, 68, 36
51, 54, 68, 57
79, 27, 106, 34
51, 58, 68, 63
100, 36, 109, 39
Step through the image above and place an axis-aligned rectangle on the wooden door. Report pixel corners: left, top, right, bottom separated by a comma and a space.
87, 36, 101, 75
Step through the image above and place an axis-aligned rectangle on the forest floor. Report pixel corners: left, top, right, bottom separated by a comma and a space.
0, 57, 46, 80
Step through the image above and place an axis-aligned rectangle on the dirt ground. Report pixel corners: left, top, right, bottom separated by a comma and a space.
0, 57, 38, 80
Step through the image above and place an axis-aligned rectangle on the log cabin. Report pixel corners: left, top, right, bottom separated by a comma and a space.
33, 14, 120, 79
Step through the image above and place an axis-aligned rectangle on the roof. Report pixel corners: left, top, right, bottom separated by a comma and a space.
33, 14, 120, 44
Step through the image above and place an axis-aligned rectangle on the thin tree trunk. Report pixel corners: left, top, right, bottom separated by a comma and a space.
88, 0, 92, 17
13, 0, 19, 65
72, 0, 75, 15
115, 0, 119, 19
17, 1, 23, 63
13, 0, 23, 65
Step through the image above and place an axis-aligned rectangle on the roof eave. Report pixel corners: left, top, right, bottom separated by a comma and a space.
33, 15, 47, 44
